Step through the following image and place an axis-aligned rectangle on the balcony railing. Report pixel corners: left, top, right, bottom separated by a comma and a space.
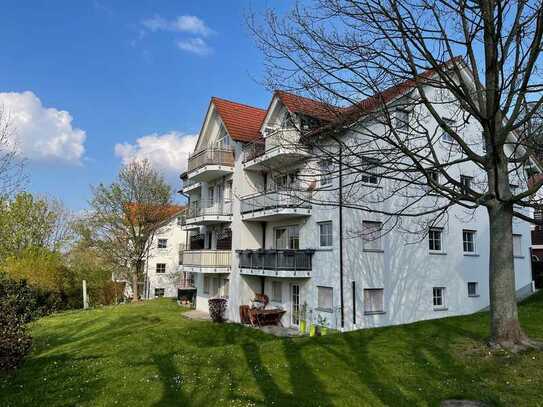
179, 272, 195, 288
238, 249, 314, 271
183, 250, 232, 268
240, 190, 311, 215
187, 148, 234, 173
242, 128, 304, 163
186, 201, 233, 219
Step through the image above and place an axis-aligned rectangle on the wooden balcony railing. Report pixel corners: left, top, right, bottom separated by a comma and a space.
183, 250, 232, 268
237, 249, 314, 271
240, 190, 311, 215
187, 148, 234, 173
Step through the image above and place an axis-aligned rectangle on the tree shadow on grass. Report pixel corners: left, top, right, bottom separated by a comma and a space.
150, 353, 191, 407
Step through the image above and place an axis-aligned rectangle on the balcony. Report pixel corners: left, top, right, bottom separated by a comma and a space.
237, 249, 314, 278
185, 201, 232, 225
182, 250, 232, 274
178, 272, 195, 289
243, 129, 310, 171
182, 178, 201, 194
240, 190, 312, 221
187, 148, 235, 182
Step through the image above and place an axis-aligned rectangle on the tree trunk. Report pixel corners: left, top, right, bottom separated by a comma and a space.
131, 271, 140, 303
487, 202, 527, 347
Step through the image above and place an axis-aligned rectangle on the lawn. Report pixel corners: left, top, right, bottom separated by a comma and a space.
1, 295, 543, 407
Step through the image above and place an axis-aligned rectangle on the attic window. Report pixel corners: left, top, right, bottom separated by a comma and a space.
216, 125, 230, 149
281, 111, 296, 129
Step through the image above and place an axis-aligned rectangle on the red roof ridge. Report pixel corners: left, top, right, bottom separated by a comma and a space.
211, 96, 266, 113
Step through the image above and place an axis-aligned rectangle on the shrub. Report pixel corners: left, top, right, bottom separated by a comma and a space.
0, 274, 36, 372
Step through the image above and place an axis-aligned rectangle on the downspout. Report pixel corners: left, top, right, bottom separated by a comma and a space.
339, 143, 345, 329
261, 221, 267, 294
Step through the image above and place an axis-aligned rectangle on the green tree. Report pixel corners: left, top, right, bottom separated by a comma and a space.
89, 159, 173, 302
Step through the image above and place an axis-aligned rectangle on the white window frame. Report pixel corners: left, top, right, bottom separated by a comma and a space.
462, 230, 477, 254
433, 287, 447, 310
271, 281, 282, 303
428, 227, 444, 254
362, 221, 383, 252
318, 221, 333, 248
317, 286, 333, 312
363, 288, 385, 314
460, 175, 473, 194
320, 160, 332, 187
360, 157, 381, 185
155, 263, 166, 274
157, 238, 168, 249
274, 225, 300, 250
467, 282, 479, 297
513, 234, 523, 258
440, 118, 456, 143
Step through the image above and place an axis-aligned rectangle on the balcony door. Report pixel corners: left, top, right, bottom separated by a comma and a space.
275, 225, 300, 249
291, 284, 300, 325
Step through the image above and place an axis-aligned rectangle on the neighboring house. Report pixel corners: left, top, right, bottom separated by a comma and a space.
178, 70, 535, 331
143, 207, 194, 301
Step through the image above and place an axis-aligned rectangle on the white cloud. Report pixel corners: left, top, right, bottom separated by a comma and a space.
114, 131, 198, 182
176, 38, 212, 56
0, 91, 86, 164
142, 15, 212, 37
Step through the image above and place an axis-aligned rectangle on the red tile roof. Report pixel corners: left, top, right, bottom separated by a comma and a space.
275, 90, 342, 122
211, 97, 267, 142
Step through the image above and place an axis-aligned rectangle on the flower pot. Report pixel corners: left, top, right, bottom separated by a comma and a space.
299, 320, 307, 333
309, 324, 316, 337
321, 326, 328, 336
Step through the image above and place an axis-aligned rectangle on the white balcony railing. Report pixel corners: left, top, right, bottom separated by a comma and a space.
182, 250, 232, 268
243, 128, 304, 163
240, 190, 311, 215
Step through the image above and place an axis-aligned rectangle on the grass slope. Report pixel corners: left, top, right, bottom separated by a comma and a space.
1, 294, 543, 407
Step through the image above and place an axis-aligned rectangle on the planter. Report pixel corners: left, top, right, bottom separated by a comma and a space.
208, 298, 227, 323
309, 324, 317, 337
299, 320, 307, 334
320, 326, 328, 336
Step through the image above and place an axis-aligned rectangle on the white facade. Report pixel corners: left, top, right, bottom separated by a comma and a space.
144, 212, 190, 299
179, 89, 535, 331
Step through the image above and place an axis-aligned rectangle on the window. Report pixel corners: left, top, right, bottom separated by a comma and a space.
433, 287, 446, 309
157, 238, 167, 249
208, 187, 214, 205
275, 225, 300, 249
216, 125, 230, 148
203, 276, 210, 294
460, 175, 473, 195
319, 221, 333, 247
317, 286, 333, 312
320, 160, 332, 186
154, 288, 165, 298
155, 263, 166, 274
396, 109, 410, 131
364, 288, 384, 314
362, 221, 383, 251
428, 228, 444, 252
513, 234, 523, 257
360, 157, 380, 185
441, 118, 456, 143
272, 281, 282, 302
467, 282, 479, 297
463, 230, 476, 254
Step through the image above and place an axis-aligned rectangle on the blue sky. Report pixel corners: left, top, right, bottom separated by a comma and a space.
0, 0, 283, 210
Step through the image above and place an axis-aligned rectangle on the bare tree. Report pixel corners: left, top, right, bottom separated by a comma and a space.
89, 159, 173, 302
249, 0, 543, 350
0, 106, 26, 197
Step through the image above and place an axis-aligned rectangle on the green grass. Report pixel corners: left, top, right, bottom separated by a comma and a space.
1, 295, 543, 407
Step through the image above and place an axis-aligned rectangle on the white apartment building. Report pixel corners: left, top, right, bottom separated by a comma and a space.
178, 73, 535, 331
143, 208, 195, 302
